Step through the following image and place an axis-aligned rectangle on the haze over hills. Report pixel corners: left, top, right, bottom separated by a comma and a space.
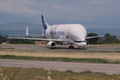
0, 22, 120, 36
0, 22, 42, 36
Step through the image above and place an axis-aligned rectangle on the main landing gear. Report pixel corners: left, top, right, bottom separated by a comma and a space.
69, 44, 74, 49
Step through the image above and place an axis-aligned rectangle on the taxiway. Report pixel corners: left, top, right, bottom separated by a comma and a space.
0, 59, 120, 74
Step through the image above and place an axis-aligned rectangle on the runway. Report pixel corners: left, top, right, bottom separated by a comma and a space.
0, 44, 120, 51
0, 59, 120, 74
0, 44, 120, 74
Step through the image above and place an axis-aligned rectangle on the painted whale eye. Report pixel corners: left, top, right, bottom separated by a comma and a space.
66, 36, 69, 38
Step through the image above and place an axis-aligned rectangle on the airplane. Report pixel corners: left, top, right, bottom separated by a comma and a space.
8, 15, 101, 49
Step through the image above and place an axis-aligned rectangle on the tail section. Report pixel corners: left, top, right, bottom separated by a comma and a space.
41, 15, 49, 30
41, 15, 49, 36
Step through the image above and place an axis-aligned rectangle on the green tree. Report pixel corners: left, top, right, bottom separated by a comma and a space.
87, 33, 98, 44
9, 39, 35, 44
104, 33, 113, 43
97, 33, 120, 44
0, 35, 7, 44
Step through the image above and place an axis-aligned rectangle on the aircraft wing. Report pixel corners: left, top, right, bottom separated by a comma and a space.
7, 37, 63, 42
86, 35, 103, 39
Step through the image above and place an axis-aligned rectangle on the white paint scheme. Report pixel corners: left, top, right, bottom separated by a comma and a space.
41, 15, 87, 48
45, 24, 87, 45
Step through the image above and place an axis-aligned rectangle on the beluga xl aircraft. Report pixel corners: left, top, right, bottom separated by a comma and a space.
8, 15, 101, 49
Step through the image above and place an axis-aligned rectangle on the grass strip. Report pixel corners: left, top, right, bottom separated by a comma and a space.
0, 66, 119, 80
0, 55, 110, 63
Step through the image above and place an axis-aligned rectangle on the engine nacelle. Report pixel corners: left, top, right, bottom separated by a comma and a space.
47, 41, 56, 48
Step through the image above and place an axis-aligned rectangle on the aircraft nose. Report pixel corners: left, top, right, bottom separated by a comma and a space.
74, 28, 86, 41
74, 42, 87, 47
69, 24, 87, 42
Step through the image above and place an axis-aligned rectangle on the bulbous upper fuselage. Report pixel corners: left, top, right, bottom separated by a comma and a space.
45, 24, 87, 47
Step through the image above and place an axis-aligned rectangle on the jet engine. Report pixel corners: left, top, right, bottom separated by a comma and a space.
47, 41, 56, 49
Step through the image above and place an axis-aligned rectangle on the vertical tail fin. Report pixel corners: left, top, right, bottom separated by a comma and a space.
41, 15, 49, 36
41, 15, 49, 29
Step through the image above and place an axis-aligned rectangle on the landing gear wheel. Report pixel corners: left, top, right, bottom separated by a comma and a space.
78, 46, 87, 50
69, 46, 74, 49
51, 47, 56, 49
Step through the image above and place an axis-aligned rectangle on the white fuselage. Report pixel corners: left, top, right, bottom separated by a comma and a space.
45, 24, 87, 47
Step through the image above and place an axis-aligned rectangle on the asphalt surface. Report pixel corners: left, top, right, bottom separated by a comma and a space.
0, 44, 120, 74
0, 59, 120, 74
0, 44, 120, 51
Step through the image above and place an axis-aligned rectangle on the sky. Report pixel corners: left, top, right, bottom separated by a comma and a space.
0, 0, 120, 30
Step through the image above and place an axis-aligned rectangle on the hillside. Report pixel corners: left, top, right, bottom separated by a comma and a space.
0, 22, 42, 36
